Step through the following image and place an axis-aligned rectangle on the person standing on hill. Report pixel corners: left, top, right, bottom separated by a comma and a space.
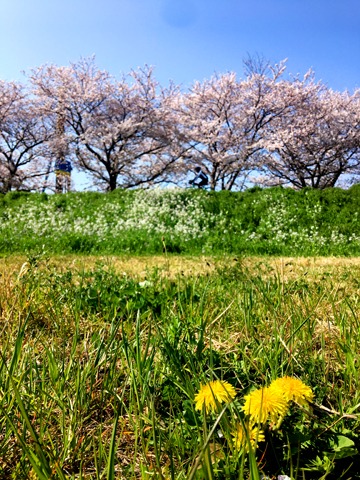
55, 159, 73, 193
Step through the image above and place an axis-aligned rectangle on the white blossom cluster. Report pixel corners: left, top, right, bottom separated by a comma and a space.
106, 189, 223, 240
0, 189, 222, 242
1, 189, 359, 253
236, 195, 360, 250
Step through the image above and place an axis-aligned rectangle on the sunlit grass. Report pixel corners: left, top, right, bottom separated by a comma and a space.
1, 187, 360, 256
2, 253, 360, 279
0, 255, 359, 478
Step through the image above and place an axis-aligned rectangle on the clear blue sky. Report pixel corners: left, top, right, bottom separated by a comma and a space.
1, 0, 359, 92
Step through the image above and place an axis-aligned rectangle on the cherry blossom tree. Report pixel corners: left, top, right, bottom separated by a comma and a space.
258, 74, 360, 188
3, 56, 357, 193
29, 58, 180, 191
170, 72, 243, 190
0, 80, 51, 193
169, 60, 288, 190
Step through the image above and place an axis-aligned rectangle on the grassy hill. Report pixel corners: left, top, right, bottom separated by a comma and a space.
1, 185, 360, 256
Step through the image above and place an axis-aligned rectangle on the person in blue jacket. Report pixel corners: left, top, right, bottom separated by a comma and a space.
55, 159, 72, 193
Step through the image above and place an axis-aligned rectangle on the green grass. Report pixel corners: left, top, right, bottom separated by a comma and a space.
0, 255, 359, 479
0, 185, 360, 256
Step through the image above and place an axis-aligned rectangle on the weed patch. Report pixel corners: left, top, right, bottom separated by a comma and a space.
1, 186, 360, 256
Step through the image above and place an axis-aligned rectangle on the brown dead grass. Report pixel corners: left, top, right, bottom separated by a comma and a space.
1, 254, 360, 283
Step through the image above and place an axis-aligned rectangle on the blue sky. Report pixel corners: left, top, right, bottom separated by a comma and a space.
1, 0, 359, 92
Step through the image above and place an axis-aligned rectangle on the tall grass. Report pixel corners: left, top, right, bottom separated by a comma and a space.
0, 256, 359, 478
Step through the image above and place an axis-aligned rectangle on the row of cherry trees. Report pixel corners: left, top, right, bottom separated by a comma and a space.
0, 57, 359, 192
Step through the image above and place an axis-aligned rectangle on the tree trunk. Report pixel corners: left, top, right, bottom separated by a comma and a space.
109, 173, 118, 191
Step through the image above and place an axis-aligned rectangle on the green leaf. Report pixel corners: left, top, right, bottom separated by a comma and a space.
328, 435, 358, 459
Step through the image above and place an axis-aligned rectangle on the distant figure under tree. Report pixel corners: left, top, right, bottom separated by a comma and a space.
189, 166, 209, 188
55, 159, 72, 193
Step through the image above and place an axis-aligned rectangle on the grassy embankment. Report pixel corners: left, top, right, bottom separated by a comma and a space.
0, 185, 359, 256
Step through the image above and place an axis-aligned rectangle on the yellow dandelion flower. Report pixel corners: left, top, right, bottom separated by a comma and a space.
194, 380, 236, 414
232, 423, 265, 453
270, 376, 314, 406
242, 386, 289, 424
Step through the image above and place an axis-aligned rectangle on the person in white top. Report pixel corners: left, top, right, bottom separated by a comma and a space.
189, 167, 209, 188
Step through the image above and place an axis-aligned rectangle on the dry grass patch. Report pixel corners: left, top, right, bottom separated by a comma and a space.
2, 254, 360, 281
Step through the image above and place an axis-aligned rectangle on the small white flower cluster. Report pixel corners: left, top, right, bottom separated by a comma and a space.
1, 189, 359, 253
108, 188, 219, 241
228, 193, 360, 251
0, 188, 219, 243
